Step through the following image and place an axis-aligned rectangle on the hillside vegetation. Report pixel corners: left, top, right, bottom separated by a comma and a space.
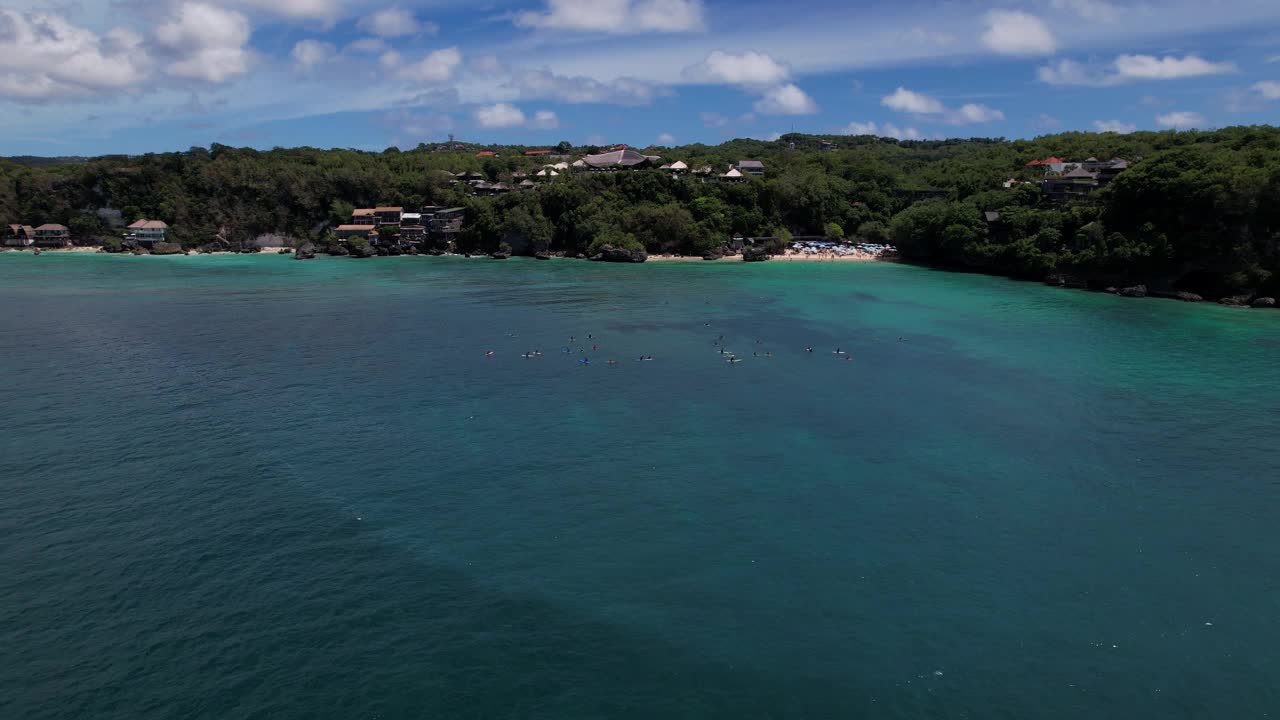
3, 127, 1278, 297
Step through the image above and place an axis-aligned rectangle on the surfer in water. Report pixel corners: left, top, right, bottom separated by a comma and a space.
485, 351, 494, 357
805, 346, 814, 353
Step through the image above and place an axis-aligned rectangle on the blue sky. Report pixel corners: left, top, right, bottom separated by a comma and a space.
2, 0, 1279, 155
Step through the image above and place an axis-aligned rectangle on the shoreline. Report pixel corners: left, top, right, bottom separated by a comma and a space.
3, 248, 1274, 309
647, 252, 884, 263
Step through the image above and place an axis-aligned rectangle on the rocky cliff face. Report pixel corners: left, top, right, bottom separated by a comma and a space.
589, 245, 647, 263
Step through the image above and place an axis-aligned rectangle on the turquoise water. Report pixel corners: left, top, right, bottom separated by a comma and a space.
2, 253, 1278, 719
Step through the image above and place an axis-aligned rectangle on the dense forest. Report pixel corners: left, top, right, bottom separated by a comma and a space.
3, 126, 1279, 298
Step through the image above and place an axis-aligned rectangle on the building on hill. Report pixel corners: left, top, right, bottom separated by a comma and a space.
335, 225, 377, 240
34, 224, 71, 247
475, 151, 497, 157
374, 207, 403, 225
1041, 167, 1100, 203
1026, 157, 1067, 175
582, 147, 653, 170
3, 224, 35, 246
524, 149, 552, 156
353, 208, 376, 224
720, 168, 746, 182
736, 160, 765, 176
126, 219, 168, 246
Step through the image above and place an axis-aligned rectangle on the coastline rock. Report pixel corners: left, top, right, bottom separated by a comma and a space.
588, 245, 647, 263
1251, 296, 1276, 308
326, 244, 350, 257
294, 242, 316, 260
1218, 295, 1249, 307
575, 252, 586, 259
1104, 286, 1118, 294
427, 248, 445, 256
407, 246, 420, 256
240, 245, 261, 254
1046, 273, 1089, 289
1118, 284, 1147, 298
349, 243, 376, 258
703, 249, 725, 260
131, 246, 149, 255
1150, 289, 1203, 303
490, 248, 512, 259
534, 250, 552, 260
150, 242, 183, 256
742, 246, 771, 262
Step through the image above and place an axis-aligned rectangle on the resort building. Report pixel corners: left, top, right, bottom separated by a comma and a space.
33, 224, 71, 247
720, 168, 746, 181
353, 208, 376, 224
736, 160, 765, 176
581, 147, 654, 170
335, 225, 377, 240
374, 207, 403, 225
126, 219, 169, 246
3, 224, 35, 246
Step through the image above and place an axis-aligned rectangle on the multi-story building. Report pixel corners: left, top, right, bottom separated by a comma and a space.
33, 224, 71, 247
126, 219, 169, 245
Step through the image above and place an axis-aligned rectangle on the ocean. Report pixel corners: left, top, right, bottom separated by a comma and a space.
2, 253, 1278, 719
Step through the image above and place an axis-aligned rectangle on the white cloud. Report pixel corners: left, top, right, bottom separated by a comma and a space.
1039, 54, 1236, 86
473, 102, 525, 128
981, 10, 1056, 56
1268, 56, 1280, 64
346, 37, 387, 53
0, 10, 151, 101
882, 87, 944, 114
881, 87, 1002, 125
470, 54, 505, 75
379, 109, 454, 142
236, 0, 340, 22
507, 68, 664, 105
155, 2, 253, 84
952, 103, 1004, 123
1255, 81, 1280, 100
700, 111, 729, 128
358, 7, 437, 38
840, 121, 923, 140
515, 0, 704, 34
843, 121, 878, 135
656, 132, 676, 144
1034, 113, 1061, 130
1094, 119, 1137, 133
1114, 54, 1236, 80
882, 123, 922, 140
900, 27, 956, 47
682, 50, 790, 87
1156, 111, 1207, 129
291, 39, 334, 70
1049, 0, 1121, 24
394, 47, 462, 84
529, 109, 560, 129
753, 83, 818, 115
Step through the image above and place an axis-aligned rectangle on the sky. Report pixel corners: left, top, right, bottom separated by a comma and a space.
1, 0, 1279, 155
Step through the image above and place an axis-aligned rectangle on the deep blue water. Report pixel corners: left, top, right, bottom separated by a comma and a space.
2, 253, 1278, 719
